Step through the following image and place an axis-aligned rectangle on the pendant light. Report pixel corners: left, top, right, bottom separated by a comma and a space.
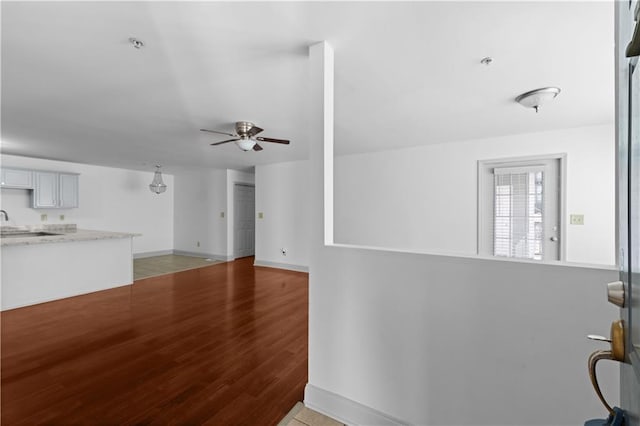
149, 165, 167, 194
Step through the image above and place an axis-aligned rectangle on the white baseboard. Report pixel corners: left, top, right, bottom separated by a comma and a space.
133, 250, 173, 259
253, 259, 309, 273
304, 384, 408, 426
173, 250, 232, 261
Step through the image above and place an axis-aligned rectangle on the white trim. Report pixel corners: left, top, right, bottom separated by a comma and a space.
477, 153, 567, 261
328, 242, 617, 270
172, 250, 233, 261
559, 154, 568, 261
304, 384, 409, 426
253, 259, 309, 273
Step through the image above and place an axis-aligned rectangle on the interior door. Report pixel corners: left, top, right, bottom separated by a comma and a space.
233, 184, 255, 258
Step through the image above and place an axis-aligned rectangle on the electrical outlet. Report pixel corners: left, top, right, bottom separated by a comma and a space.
197, 241, 200, 247
40, 214, 47, 221
258, 212, 264, 219
59, 214, 65, 221
570, 214, 585, 225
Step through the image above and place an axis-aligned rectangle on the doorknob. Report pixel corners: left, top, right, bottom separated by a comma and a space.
606, 281, 625, 307
587, 320, 626, 415
550, 236, 558, 242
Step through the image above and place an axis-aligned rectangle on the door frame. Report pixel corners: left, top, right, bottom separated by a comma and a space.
477, 153, 567, 261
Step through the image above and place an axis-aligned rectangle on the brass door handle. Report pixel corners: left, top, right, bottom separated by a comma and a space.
588, 349, 616, 414
587, 320, 626, 415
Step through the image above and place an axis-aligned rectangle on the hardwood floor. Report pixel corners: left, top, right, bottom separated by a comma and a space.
1, 257, 308, 425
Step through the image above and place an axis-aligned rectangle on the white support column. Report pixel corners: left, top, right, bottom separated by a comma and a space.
308, 41, 334, 251
306, 40, 335, 414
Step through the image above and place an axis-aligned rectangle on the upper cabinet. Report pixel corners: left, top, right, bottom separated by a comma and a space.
32, 172, 79, 209
1, 167, 79, 208
32, 172, 58, 208
0, 168, 33, 189
58, 173, 79, 208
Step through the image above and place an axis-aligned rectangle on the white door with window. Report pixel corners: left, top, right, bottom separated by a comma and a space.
479, 157, 562, 261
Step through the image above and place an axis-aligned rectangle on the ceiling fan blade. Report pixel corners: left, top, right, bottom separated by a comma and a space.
210, 138, 240, 146
256, 136, 290, 144
200, 128, 237, 137
247, 126, 264, 137
253, 143, 264, 151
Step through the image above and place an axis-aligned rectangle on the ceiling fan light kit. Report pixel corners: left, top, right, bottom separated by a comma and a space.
515, 87, 561, 113
236, 138, 257, 151
200, 121, 290, 151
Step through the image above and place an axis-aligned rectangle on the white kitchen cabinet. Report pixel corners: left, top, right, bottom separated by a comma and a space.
33, 172, 58, 208
58, 173, 79, 208
0, 168, 33, 189
32, 172, 79, 209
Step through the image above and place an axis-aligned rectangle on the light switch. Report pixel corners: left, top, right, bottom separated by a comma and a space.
570, 214, 585, 225
220, 212, 225, 218
258, 212, 264, 219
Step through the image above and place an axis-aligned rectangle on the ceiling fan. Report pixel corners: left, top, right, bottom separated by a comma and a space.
200, 121, 290, 151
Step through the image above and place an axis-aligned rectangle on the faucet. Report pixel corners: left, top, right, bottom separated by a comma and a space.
0, 210, 8, 221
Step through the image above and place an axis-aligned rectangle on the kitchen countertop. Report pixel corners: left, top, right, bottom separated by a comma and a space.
1, 225, 140, 247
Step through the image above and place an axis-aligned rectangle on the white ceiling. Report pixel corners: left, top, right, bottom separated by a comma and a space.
1, 1, 614, 173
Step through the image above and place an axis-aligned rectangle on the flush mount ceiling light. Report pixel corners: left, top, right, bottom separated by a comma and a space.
515, 87, 561, 113
149, 165, 167, 195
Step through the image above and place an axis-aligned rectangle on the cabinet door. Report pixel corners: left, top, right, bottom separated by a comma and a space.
1, 168, 33, 189
59, 174, 79, 208
32, 172, 58, 208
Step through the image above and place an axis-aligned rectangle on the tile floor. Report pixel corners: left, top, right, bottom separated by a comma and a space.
278, 402, 345, 426
133, 254, 222, 280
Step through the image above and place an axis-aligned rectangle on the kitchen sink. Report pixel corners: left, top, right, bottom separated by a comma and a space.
1, 232, 62, 238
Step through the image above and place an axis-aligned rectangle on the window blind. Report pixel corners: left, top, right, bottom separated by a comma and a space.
493, 166, 545, 260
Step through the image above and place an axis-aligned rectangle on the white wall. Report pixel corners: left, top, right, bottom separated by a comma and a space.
173, 168, 228, 258
0, 155, 174, 254
172, 167, 254, 260
255, 160, 310, 271
308, 247, 620, 426
335, 124, 615, 265
306, 42, 620, 426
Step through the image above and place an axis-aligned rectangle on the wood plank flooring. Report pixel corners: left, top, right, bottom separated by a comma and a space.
1, 257, 308, 425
